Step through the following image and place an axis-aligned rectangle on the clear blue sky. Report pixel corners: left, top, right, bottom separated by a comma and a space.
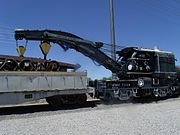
0, 0, 180, 79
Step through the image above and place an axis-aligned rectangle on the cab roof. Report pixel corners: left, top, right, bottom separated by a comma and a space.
116, 47, 173, 57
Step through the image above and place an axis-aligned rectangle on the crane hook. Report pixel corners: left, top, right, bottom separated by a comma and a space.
16, 40, 27, 57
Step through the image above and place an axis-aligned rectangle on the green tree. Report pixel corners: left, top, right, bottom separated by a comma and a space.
101, 77, 112, 81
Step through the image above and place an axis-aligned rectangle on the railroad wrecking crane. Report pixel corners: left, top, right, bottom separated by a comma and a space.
15, 29, 180, 100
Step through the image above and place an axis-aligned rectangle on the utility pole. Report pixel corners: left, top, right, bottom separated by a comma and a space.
109, 0, 116, 80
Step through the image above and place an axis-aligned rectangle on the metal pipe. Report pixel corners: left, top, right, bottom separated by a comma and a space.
109, 0, 116, 79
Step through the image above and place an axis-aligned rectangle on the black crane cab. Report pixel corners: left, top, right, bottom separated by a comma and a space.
116, 47, 176, 76
96, 47, 179, 100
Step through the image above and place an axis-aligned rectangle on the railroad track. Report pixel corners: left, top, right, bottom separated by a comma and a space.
0, 99, 101, 116
0, 95, 180, 116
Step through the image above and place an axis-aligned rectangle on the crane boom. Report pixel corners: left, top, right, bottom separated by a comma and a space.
14, 30, 123, 77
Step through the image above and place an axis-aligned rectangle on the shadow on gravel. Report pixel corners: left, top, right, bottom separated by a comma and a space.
0, 101, 98, 116
132, 95, 180, 104
0, 95, 179, 115
100, 99, 133, 105
100, 95, 180, 105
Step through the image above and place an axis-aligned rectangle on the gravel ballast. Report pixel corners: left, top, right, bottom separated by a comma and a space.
0, 98, 180, 135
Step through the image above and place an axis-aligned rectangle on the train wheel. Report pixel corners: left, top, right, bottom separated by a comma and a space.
66, 95, 78, 104
76, 94, 87, 104
46, 96, 63, 107
46, 94, 87, 107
